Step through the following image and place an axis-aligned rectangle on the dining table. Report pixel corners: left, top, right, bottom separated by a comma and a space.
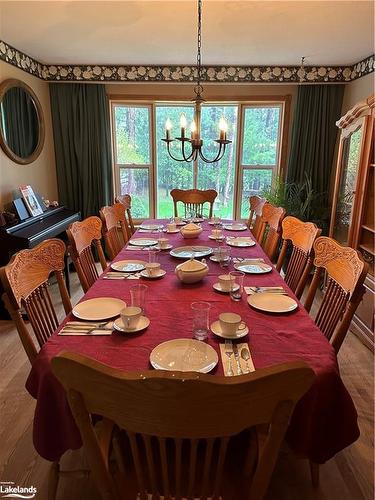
26, 219, 359, 464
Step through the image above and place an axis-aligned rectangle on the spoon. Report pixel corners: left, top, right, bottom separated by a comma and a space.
241, 347, 251, 373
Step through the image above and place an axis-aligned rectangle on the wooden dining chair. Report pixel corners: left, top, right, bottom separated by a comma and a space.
276, 216, 321, 299
52, 351, 315, 500
257, 202, 286, 261
0, 238, 71, 364
66, 216, 107, 293
116, 194, 136, 237
170, 188, 218, 218
247, 195, 266, 232
100, 203, 130, 260
304, 236, 368, 354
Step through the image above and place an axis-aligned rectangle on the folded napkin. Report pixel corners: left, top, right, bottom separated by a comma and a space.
126, 246, 147, 251
58, 327, 113, 336
219, 342, 255, 376
232, 257, 264, 264
58, 321, 114, 336
244, 286, 285, 295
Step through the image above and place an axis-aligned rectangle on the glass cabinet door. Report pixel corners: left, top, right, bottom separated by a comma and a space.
332, 126, 363, 244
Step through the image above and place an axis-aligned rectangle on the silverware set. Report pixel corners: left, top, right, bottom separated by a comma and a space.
103, 272, 141, 280
224, 340, 252, 376
248, 286, 287, 295
59, 321, 114, 335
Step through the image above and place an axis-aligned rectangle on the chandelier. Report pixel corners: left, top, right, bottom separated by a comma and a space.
162, 0, 232, 163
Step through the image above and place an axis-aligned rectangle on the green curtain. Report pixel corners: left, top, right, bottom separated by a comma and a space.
49, 83, 113, 219
3, 87, 38, 157
287, 84, 344, 197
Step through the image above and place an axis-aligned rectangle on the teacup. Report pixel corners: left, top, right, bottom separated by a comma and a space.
158, 237, 169, 249
145, 262, 161, 277
167, 223, 176, 232
174, 216, 182, 224
211, 216, 220, 223
211, 229, 223, 239
219, 312, 246, 336
120, 306, 142, 330
218, 274, 235, 292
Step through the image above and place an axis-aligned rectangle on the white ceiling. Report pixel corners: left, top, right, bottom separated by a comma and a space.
0, 1, 374, 66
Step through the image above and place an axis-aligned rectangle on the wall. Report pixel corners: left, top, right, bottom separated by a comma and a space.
0, 61, 57, 209
341, 73, 374, 114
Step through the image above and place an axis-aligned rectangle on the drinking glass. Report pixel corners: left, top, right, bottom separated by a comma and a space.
229, 271, 244, 301
219, 246, 231, 268
191, 302, 211, 341
148, 247, 160, 263
130, 284, 148, 314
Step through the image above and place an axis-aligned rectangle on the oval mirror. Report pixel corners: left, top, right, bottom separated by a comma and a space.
0, 79, 45, 164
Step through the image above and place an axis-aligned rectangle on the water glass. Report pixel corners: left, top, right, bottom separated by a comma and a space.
219, 246, 231, 268
229, 271, 244, 301
148, 247, 160, 263
130, 284, 148, 314
191, 302, 211, 341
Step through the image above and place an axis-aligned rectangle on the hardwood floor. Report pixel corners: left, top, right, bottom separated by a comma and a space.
0, 271, 373, 500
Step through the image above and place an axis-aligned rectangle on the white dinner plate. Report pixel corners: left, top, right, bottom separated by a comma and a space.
223, 224, 247, 231
226, 237, 256, 247
139, 224, 163, 231
234, 260, 272, 274
150, 339, 218, 373
113, 316, 150, 333
129, 238, 158, 247
210, 320, 249, 339
170, 246, 212, 259
183, 217, 205, 223
247, 293, 298, 313
110, 260, 146, 272
73, 297, 126, 321
140, 269, 167, 279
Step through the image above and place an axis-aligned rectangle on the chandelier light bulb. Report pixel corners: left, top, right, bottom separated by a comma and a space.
219, 117, 228, 132
165, 118, 172, 131
180, 113, 188, 129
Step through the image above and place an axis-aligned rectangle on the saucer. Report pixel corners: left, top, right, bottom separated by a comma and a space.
113, 316, 150, 333
210, 320, 249, 339
208, 235, 224, 240
156, 244, 173, 251
209, 255, 230, 263
163, 228, 180, 234
213, 282, 240, 293
140, 269, 166, 279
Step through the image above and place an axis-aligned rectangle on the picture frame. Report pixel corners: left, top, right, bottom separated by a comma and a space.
19, 185, 43, 217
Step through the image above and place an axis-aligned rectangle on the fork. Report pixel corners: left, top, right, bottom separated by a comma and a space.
224, 340, 234, 376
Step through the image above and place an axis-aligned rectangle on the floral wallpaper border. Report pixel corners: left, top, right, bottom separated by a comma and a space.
1, 40, 374, 84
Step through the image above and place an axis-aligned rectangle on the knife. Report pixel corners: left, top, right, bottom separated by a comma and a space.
232, 343, 243, 375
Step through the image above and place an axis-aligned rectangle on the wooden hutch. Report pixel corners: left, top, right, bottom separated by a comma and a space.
330, 94, 375, 350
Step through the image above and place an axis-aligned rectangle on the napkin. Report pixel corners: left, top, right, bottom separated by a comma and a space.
58, 328, 113, 336
244, 286, 284, 295
232, 257, 264, 264
219, 342, 255, 376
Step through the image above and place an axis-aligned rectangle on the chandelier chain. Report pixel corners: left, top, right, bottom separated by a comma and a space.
195, 0, 203, 96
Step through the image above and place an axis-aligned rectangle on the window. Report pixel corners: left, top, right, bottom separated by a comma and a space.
111, 100, 287, 220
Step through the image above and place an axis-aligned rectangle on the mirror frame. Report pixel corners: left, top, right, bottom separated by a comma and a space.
0, 78, 45, 165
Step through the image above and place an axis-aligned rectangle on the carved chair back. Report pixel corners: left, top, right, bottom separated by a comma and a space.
100, 203, 130, 260
258, 202, 286, 261
66, 216, 107, 293
304, 236, 368, 353
276, 216, 321, 298
52, 352, 314, 500
0, 239, 71, 363
116, 194, 136, 236
170, 189, 218, 219
247, 195, 266, 233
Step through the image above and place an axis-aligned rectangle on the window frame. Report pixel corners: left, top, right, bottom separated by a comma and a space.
109, 95, 290, 221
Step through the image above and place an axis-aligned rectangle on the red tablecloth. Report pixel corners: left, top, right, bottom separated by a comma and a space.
26, 220, 359, 463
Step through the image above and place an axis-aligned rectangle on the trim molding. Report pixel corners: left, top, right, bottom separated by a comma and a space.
1, 40, 374, 84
